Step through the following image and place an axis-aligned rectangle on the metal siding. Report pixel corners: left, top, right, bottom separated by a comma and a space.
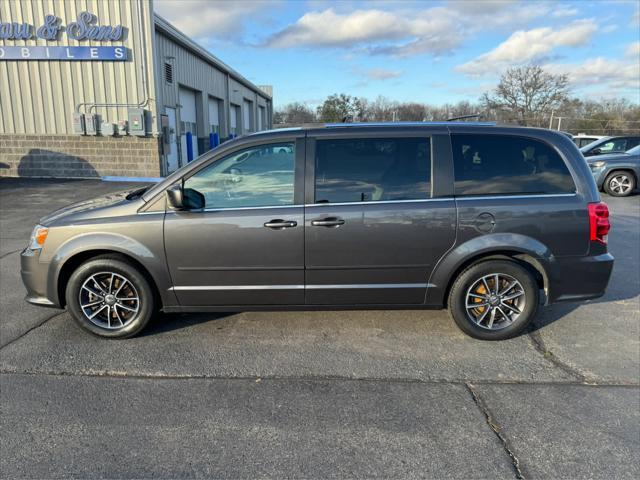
0, 0, 156, 134
153, 30, 272, 138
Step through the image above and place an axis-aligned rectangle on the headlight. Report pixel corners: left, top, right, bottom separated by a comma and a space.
590, 161, 606, 168
28, 225, 49, 250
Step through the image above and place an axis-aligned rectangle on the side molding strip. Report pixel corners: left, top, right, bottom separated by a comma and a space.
170, 283, 431, 291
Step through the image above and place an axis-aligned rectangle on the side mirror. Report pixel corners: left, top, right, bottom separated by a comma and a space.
166, 185, 185, 209
167, 185, 205, 210
591, 148, 602, 156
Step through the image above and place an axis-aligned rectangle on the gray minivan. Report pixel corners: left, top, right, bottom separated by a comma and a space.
21, 123, 614, 340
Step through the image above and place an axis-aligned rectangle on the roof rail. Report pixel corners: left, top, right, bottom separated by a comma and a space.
323, 121, 496, 128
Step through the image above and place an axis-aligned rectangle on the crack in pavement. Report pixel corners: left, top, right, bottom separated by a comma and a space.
0, 311, 66, 350
466, 382, 526, 480
527, 325, 593, 384
0, 249, 21, 260
1, 369, 637, 387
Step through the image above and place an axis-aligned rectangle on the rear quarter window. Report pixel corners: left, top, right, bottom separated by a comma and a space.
452, 134, 576, 196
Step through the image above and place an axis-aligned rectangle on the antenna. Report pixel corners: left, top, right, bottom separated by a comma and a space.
446, 114, 484, 122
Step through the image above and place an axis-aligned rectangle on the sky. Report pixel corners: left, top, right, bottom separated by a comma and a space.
154, 0, 640, 108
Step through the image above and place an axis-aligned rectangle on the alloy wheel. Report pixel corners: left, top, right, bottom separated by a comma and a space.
465, 273, 526, 330
78, 272, 140, 330
609, 174, 632, 195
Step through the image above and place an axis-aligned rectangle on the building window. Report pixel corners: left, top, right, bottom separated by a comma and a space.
164, 62, 173, 84
243, 100, 253, 133
230, 105, 239, 136
208, 97, 220, 134
258, 106, 266, 131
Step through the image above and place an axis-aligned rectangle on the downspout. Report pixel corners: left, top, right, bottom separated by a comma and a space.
74, 0, 151, 114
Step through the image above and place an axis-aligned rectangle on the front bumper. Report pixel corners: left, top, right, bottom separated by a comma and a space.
547, 252, 614, 303
21, 248, 58, 308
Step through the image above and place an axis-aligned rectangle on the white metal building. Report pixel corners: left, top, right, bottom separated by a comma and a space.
0, 0, 272, 178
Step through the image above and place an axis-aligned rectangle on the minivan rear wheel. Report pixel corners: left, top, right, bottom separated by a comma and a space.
65, 256, 154, 338
448, 260, 539, 340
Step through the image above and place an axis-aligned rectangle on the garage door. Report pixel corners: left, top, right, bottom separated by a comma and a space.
179, 87, 199, 164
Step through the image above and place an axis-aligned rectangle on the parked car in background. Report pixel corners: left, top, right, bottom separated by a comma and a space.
580, 136, 640, 157
573, 134, 604, 148
587, 144, 640, 197
21, 123, 614, 341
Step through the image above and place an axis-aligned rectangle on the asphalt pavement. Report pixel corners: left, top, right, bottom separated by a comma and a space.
1, 178, 638, 479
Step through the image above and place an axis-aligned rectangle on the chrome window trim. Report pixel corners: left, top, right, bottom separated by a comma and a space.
149, 193, 575, 213
304, 198, 453, 208
170, 283, 431, 291
455, 193, 577, 201
162, 204, 304, 214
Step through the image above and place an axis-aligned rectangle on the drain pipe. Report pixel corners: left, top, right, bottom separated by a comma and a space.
74, 0, 151, 114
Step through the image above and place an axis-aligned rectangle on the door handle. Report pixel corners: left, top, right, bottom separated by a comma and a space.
264, 219, 297, 229
311, 217, 345, 227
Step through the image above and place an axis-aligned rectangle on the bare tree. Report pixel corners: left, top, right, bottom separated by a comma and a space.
481, 66, 570, 126
273, 102, 316, 125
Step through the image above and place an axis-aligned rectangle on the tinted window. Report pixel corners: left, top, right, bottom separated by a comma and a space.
315, 138, 430, 203
625, 138, 640, 150
184, 143, 295, 208
599, 138, 629, 153
452, 134, 575, 196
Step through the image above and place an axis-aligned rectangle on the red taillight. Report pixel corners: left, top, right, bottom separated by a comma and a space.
588, 202, 610, 244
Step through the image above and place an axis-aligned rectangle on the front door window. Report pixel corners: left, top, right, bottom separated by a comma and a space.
184, 143, 295, 209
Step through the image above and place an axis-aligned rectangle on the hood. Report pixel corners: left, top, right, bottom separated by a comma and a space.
39, 187, 147, 226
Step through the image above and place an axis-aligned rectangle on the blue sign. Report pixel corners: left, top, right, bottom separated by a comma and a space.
0, 46, 126, 61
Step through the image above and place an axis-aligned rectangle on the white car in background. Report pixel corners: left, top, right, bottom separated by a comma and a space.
573, 134, 604, 148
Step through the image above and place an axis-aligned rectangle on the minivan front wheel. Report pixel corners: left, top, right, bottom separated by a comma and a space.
66, 256, 154, 338
448, 260, 539, 340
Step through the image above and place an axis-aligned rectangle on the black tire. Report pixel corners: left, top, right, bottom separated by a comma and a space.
65, 255, 155, 338
603, 170, 636, 197
448, 260, 539, 340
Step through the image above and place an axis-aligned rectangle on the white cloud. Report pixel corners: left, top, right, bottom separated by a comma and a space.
551, 6, 579, 17
154, 0, 271, 39
545, 57, 640, 92
264, 7, 461, 55
456, 20, 598, 76
626, 41, 640, 58
364, 68, 403, 80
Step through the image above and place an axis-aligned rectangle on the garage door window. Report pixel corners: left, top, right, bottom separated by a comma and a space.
184, 143, 295, 208
315, 137, 431, 203
452, 134, 576, 196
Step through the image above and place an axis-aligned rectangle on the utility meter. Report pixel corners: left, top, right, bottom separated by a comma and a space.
127, 108, 150, 137
72, 112, 85, 135
101, 122, 115, 136
84, 114, 98, 136
117, 120, 128, 136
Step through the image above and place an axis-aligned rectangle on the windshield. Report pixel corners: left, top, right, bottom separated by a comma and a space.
580, 138, 610, 153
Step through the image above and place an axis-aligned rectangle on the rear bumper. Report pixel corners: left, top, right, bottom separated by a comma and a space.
21, 248, 59, 308
547, 253, 614, 303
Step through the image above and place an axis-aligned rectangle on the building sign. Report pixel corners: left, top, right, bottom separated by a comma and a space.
0, 11, 127, 61
0, 46, 126, 61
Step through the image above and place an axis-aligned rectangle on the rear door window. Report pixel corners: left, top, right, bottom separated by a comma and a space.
452, 134, 575, 196
314, 137, 431, 203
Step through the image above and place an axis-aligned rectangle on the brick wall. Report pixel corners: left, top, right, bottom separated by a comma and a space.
0, 135, 162, 178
